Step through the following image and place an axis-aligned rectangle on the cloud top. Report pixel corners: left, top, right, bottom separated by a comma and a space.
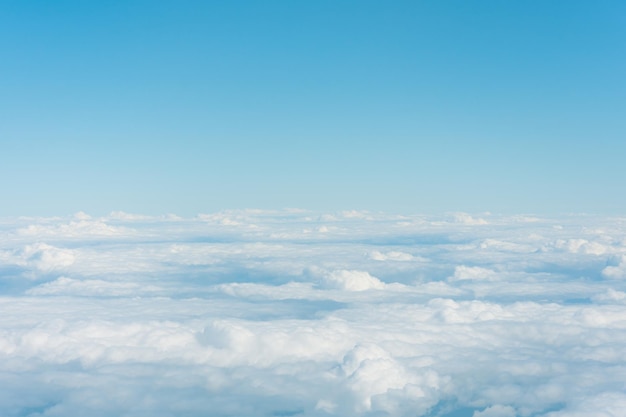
0, 210, 625, 416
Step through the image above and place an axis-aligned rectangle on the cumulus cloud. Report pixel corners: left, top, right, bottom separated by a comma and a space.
17, 217, 131, 238
473, 405, 516, 417
592, 288, 626, 303
452, 212, 489, 225
0, 243, 76, 278
0, 211, 625, 416
370, 250, 415, 261
553, 238, 611, 255
449, 265, 500, 282
544, 392, 626, 417
337, 344, 438, 414
602, 255, 626, 279
21, 243, 76, 272
319, 269, 386, 291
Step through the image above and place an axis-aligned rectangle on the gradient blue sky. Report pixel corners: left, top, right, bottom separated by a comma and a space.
1, 0, 624, 216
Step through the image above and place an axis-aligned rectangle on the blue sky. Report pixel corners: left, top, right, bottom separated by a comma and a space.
1, 0, 624, 216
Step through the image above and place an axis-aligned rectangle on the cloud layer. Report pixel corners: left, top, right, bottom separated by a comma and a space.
1, 210, 625, 416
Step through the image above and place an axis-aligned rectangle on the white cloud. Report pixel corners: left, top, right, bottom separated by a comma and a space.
17, 218, 131, 238
10, 243, 76, 276
319, 270, 386, 291
0, 211, 624, 416
553, 238, 611, 255
338, 344, 437, 413
602, 255, 626, 279
370, 250, 415, 261
452, 213, 488, 225
341, 210, 372, 219
449, 265, 498, 281
473, 405, 516, 417
544, 392, 626, 417
592, 288, 626, 303
26, 276, 163, 296
73, 211, 92, 220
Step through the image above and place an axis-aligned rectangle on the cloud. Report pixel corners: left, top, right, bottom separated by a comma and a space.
26, 276, 163, 297
341, 210, 372, 219
370, 250, 415, 261
592, 288, 626, 303
0, 211, 624, 416
602, 255, 626, 279
0, 243, 76, 278
553, 238, 611, 255
544, 392, 626, 417
318, 270, 386, 291
473, 405, 516, 417
337, 344, 439, 414
449, 265, 498, 282
17, 218, 131, 238
452, 213, 489, 225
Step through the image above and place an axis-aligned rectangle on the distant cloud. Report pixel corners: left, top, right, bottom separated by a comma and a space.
17, 217, 131, 238
27, 276, 162, 296
319, 270, 386, 291
473, 405, 516, 417
452, 212, 488, 225
449, 265, 498, 282
602, 255, 626, 279
370, 250, 414, 261
20, 243, 76, 273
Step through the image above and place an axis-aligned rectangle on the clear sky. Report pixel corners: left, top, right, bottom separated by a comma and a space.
1, 0, 624, 216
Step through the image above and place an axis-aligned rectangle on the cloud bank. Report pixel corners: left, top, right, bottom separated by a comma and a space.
0, 210, 625, 416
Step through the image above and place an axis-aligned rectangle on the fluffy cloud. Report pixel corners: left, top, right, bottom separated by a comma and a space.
452, 213, 489, 225
0, 243, 76, 279
370, 250, 415, 261
449, 265, 498, 282
473, 405, 516, 417
0, 211, 625, 416
20, 243, 76, 272
602, 255, 626, 279
26, 276, 163, 296
319, 269, 386, 291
